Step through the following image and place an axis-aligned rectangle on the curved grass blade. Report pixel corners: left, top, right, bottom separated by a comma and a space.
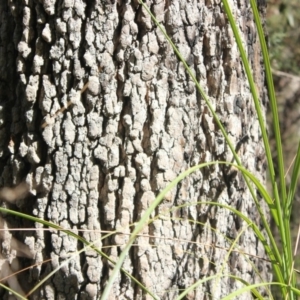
286, 141, 300, 219
177, 274, 266, 300
222, 281, 300, 300
0, 282, 27, 300
137, 0, 279, 289
26, 234, 111, 297
0, 207, 158, 299
176, 274, 226, 300
101, 161, 284, 299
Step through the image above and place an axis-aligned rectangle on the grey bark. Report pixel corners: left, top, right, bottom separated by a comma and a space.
0, 0, 271, 299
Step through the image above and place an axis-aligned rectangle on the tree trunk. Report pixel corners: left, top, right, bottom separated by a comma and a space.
0, 0, 271, 299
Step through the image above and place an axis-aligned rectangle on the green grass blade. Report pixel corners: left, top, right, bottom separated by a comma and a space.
221, 0, 280, 201
177, 274, 271, 300
138, 1, 238, 166
221, 1, 290, 295
221, 0, 284, 236
222, 281, 300, 300
100, 163, 216, 299
224, 276, 267, 300
138, 0, 278, 279
0, 207, 158, 299
27, 237, 105, 297
176, 274, 225, 300
286, 141, 300, 219
0, 282, 27, 300
250, 0, 294, 293
250, 0, 286, 207
285, 141, 300, 291
190, 200, 283, 285
212, 225, 254, 296
101, 161, 284, 299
